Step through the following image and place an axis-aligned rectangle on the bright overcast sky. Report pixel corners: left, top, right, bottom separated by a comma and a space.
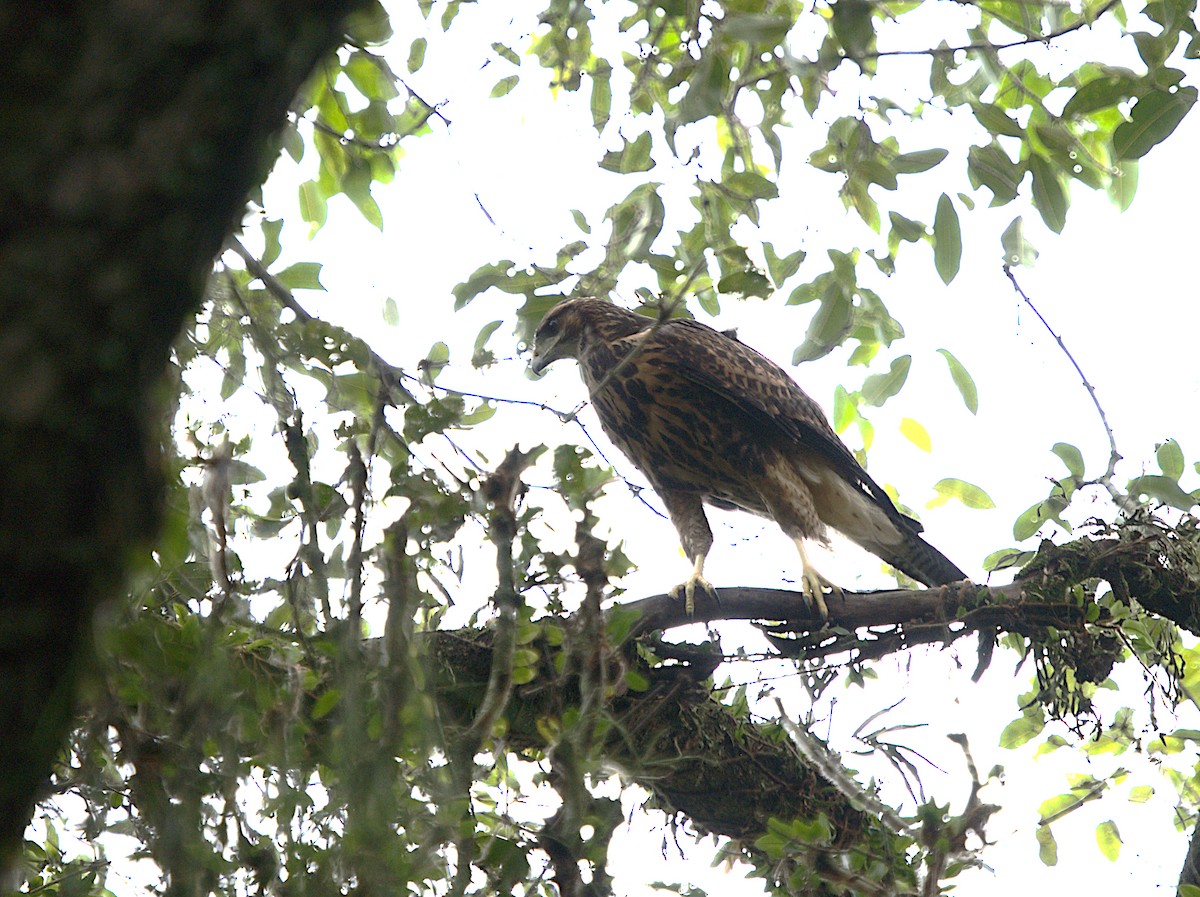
239, 1, 1200, 893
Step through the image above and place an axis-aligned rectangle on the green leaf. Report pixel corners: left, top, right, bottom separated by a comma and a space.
891, 148, 948, 173
793, 284, 852, 362
861, 355, 911, 406
678, 49, 728, 124
311, 689, 341, 720
1013, 494, 1069, 540
725, 171, 780, 200
1052, 442, 1085, 479
382, 297, 399, 327
1113, 87, 1198, 159
900, 418, 931, 452
763, 243, 806, 287
1128, 785, 1154, 803
967, 143, 1022, 205
344, 51, 399, 102
936, 348, 978, 414
1109, 160, 1138, 210
1157, 439, 1184, 480
1095, 820, 1122, 861
590, 61, 612, 133
1036, 825, 1058, 866
600, 132, 654, 173
261, 218, 284, 268
983, 547, 1034, 571
933, 193, 961, 284
298, 180, 328, 230
472, 319, 504, 367
491, 75, 520, 98
1000, 216, 1039, 267
928, 478, 995, 510
407, 37, 427, 73
970, 102, 1025, 137
717, 270, 772, 298
491, 41, 520, 65
1030, 155, 1068, 233
831, 0, 876, 61
275, 262, 325, 291
888, 212, 926, 244
1063, 72, 1140, 118
570, 209, 591, 234
1000, 710, 1045, 749
1127, 474, 1196, 510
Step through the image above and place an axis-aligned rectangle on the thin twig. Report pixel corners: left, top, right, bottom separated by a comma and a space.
1002, 265, 1129, 507
223, 235, 416, 405
856, 0, 1119, 60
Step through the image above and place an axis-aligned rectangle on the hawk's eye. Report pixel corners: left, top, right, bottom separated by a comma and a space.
541, 317, 559, 336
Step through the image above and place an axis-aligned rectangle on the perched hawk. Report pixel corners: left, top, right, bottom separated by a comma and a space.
530, 297, 965, 615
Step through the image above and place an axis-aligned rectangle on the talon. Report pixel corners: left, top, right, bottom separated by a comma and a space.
794, 539, 837, 620
799, 565, 835, 620
671, 556, 719, 615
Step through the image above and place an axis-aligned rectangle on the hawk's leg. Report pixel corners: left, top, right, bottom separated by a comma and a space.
659, 490, 717, 616
669, 553, 719, 616
792, 538, 838, 619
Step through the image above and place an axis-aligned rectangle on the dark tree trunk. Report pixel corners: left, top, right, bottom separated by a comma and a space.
0, 0, 365, 865
1180, 812, 1200, 894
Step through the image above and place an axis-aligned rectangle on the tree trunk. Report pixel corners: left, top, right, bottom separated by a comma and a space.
0, 0, 365, 865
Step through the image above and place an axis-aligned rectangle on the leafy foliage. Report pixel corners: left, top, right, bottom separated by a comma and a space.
22, 1, 1200, 895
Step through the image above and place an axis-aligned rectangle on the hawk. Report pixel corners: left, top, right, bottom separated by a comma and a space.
530, 297, 965, 616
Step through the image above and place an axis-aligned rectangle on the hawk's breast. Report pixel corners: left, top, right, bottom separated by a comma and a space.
581, 335, 773, 515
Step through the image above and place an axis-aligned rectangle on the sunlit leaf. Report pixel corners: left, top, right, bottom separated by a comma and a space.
491, 75, 520, 98
1095, 820, 1122, 861
275, 262, 325, 291
1052, 442, 1085, 479
1109, 160, 1138, 210
1000, 710, 1045, 749
1157, 439, 1184, 480
1036, 825, 1058, 866
1001, 216, 1039, 267
899, 417, 931, 452
936, 349, 978, 414
928, 478, 995, 510
383, 296, 400, 327
1127, 785, 1154, 803
763, 243, 806, 286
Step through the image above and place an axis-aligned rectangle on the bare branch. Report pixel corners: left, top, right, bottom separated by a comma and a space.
1003, 264, 1129, 507
855, 0, 1120, 60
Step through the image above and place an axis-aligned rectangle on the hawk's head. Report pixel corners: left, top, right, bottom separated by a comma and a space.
529, 299, 587, 374
530, 297, 651, 374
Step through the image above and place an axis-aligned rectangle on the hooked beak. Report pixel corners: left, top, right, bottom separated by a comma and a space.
529, 333, 563, 375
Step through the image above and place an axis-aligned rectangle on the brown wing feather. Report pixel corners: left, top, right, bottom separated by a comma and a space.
655, 319, 915, 528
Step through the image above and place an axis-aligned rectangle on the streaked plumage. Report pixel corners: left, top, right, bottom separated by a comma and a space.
530, 297, 965, 615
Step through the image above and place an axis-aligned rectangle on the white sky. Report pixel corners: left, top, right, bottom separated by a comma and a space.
225, 1, 1200, 894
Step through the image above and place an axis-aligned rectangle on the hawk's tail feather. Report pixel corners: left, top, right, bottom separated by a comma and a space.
873, 534, 967, 587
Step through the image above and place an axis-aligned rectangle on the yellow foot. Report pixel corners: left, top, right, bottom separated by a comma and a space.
793, 539, 838, 620
799, 566, 837, 619
670, 565, 719, 616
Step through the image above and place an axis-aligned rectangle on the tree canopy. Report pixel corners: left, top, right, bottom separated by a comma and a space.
6, 1, 1200, 895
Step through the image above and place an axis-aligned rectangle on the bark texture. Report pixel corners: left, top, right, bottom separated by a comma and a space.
0, 0, 365, 862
